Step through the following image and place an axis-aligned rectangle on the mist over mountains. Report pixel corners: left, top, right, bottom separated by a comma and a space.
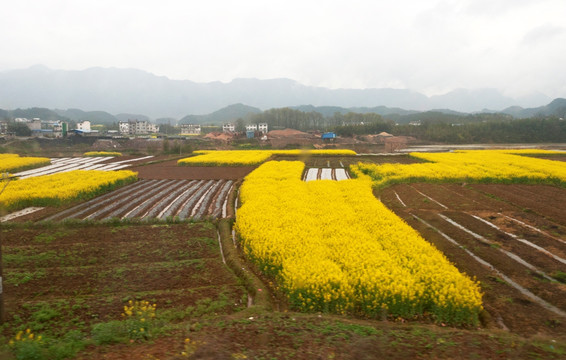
0, 66, 553, 119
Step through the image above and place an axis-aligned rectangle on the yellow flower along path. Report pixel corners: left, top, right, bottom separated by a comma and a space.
0, 169, 138, 212
0, 153, 51, 174
235, 161, 483, 325
178, 149, 356, 166
351, 149, 566, 188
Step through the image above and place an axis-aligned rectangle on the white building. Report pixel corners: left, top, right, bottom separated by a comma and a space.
245, 124, 257, 132
119, 121, 131, 134
258, 123, 268, 133
27, 118, 42, 131
76, 120, 91, 132
150, 123, 159, 133
222, 123, 235, 132
181, 124, 201, 135
52, 121, 63, 137
119, 120, 159, 135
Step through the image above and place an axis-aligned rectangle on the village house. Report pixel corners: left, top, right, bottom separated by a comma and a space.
180, 124, 201, 135
222, 123, 235, 132
119, 120, 159, 135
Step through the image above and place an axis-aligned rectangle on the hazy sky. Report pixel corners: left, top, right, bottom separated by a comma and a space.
2, 0, 566, 98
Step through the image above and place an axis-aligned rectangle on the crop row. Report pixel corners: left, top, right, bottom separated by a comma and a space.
236, 161, 483, 325
0, 154, 51, 174
0, 170, 138, 212
13, 156, 154, 179
352, 149, 566, 188
178, 149, 357, 166
44, 179, 234, 221
303, 168, 350, 181
83, 151, 123, 157
386, 184, 566, 323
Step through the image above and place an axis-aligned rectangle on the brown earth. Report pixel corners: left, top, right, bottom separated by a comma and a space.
4, 156, 566, 359
1, 223, 246, 338
130, 160, 256, 180
70, 312, 566, 360
379, 183, 566, 337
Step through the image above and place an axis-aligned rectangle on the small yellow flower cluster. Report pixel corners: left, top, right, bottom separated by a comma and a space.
83, 151, 122, 157
0, 153, 51, 174
180, 337, 205, 358
177, 149, 356, 166
0, 169, 138, 211
122, 299, 157, 319
122, 300, 157, 339
236, 161, 483, 324
9, 328, 43, 346
352, 149, 566, 188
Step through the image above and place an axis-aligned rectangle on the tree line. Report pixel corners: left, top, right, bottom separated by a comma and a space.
3, 105, 565, 144
247, 107, 566, 143
392, 117, 566, 143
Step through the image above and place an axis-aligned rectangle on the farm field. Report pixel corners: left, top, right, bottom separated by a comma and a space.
303, 167, 350, 181
2, 222, 563, 360
177, 149, 357, 166
2, 150, 566, 359
274, 153, 422, 168
379, 182, 566, 336
12, 156, 156, 179
41, 179, 234, 222
1, 223, 246, 358
0, 154, 51, 174
129, 159, 256, 180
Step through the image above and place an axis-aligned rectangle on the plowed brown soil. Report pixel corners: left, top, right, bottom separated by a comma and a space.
130, 160, 256, 180
380, 183, 566, 337
1, 223, 246, 336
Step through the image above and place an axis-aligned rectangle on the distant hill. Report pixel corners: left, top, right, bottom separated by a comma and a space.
179, 103, 261, 125
155, 117, 178, 125
292, 105, 418, 117
428, 89, 526, 113
54, 108, 117, 124
1, 97, 564, 129
10, 107, 70, 122
501, 98, 566, 118
115, 113, 150, 122
0, 66, 556, 117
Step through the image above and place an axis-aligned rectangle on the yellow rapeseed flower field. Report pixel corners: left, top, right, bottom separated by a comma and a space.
177, 149, 356, 166
352, 149, 566, 188
83, 151, 122, 157
0, 153, 51, 174
0, 169, 137, 211
236, 161, 483, 324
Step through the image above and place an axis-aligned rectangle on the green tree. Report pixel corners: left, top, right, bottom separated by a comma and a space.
159, 123, 179, 135
235, 118, 245, 132
7, 122, 32, 136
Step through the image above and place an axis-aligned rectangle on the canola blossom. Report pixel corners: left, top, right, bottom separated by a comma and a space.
236, 161, 483, 324
84, 151, 122, 157
0, 170, 138, 211
352, 149, 566, 188
178, 149, 356, 166
0, 154, 51, 174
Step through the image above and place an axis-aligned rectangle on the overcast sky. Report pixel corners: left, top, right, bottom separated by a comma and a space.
2, 0, 565, 98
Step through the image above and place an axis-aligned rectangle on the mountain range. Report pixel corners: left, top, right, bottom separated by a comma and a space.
0, 65, 555, 119
3, 98, 564, 128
